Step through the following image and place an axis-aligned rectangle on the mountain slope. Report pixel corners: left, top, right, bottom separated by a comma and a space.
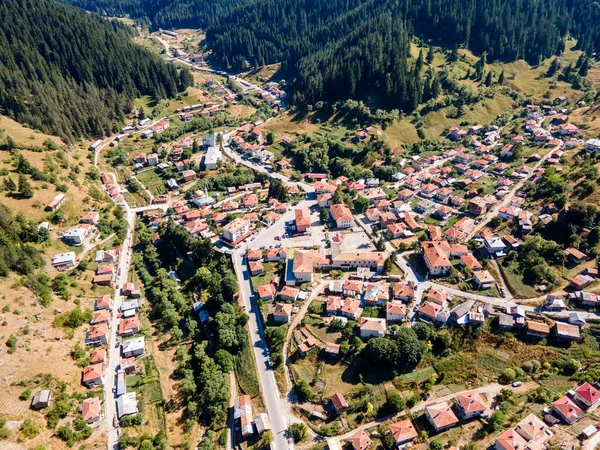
59, 0, 600, 110
0, 0, 193, 141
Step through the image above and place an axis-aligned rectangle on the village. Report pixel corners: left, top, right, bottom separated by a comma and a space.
4, 25, 600, 450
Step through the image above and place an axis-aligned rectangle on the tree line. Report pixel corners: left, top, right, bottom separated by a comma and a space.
0, 0, 193, 142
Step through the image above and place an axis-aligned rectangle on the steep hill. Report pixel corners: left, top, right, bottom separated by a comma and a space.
59, 0, 600, 110
0, 0, 193, 142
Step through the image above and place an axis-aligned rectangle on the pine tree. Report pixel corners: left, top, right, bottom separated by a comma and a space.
546, 58, 560, 77
18, 174, 33, 198
484, 71, 493, 86
498, 70, 505, 85
3, 177, 16, 192
426, 46, 435, 64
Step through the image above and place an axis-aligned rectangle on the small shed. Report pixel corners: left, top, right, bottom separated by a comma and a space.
31, 390, 51, 410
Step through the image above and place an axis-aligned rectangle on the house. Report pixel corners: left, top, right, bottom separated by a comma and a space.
46, 193, 65, 211
255, 413, 271, 435
248, 260, 264, 276
325, 343, 340, 356
295, 208, 312, 233
330, 204, 354, 229
81, 397, 101, 424
449, 128, 468, 141
554, 321, 580, 340
325, 296, 343, 315
460, 254, 482, 271
221, 218, 250, 244
386, 301, 406, 322
425, 402, 459, 432
514, 413, 553, 445
117, 392, 139, 419
273, 303, 292, 323
31, 390, 51, 410
204, 146, 222, 170
182, 169, 197, 183
418, 301, 442, 322
86, 323, 108, 346
363, 283, 389, 305
495, 428, 528, 450
91, 310, 111, 325
291, 249, 314, 284
573, 382, 600, 410
526, 321, 550, 339
552, 396, 583, 424
484, 236, 507, 258
497, 314, 514, 331
422, 241, 451, 276
348, 430, 372, 450
473, 270, 495, 290
80, 211, 100, 225
52, 252, 77, 270
359, 318, 386, 338
565, 247, 588, 264
257, 284, 277, 300
280, 286, 300, 302
389, 419, 417, 447
570, 274, 594, 290
455, 391, 489, 420
90, 348, 106, 365
330, 393, 349, 415
340, 299, 362, 320
82, 363, 105, 388
118, 316, 140, 336
123, 282, 141, 298
122, 336, 145, 358
427, 288, 450, 306
393, 283, 414, 301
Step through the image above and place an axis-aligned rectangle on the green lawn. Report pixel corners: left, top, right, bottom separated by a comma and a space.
235, 342, 261, 399
136, 169, 168, 195
251, 262, 277, 289
499, 261, 539, 298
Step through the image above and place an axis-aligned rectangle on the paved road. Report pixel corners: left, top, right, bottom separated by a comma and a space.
232, 251, 293, 450
105, 206, 136, 450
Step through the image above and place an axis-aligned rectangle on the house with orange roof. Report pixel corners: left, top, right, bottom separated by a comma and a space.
280, 286, 300, 302
86, 323, 108, 346
455, 391, 490, 420
94, 295, 112, 311
494, 428, 528, 450
422, 241, 452, 276
291, 249, 314, 284
257, 284, 276, 300
295, 208, 312, 233
273, 303, 292, 324
348, 430, 372, 450
428, 225, 442, 241
330, 204, 354, 229
343, 280, 364, 297
389, 419, 417, 447
90, 348, 106, 365
552, 396, 583, 424
460, 254, 482, 271
82, 363, 105, 388
326, 296, 344, 315
426, 401, 459, 432
248, 260, 264, 276
82, 397, 101, 423
340, 299, 362, 320
386, 301, 406, 322
514, 413, 553, 445
393, 283, 414, 301
359, 318, 386, 338
418, 301, 442, 322
426, 288, 450, 306
118, 316, 140, 336
330, 393, 349, 415
91, 310, 111, 325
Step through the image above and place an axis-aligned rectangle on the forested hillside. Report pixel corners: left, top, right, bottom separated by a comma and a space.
0, 0, 193, 141
61, 0, 600, 110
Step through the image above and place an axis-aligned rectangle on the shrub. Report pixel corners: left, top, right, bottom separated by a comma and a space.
19, 387, 31, 401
